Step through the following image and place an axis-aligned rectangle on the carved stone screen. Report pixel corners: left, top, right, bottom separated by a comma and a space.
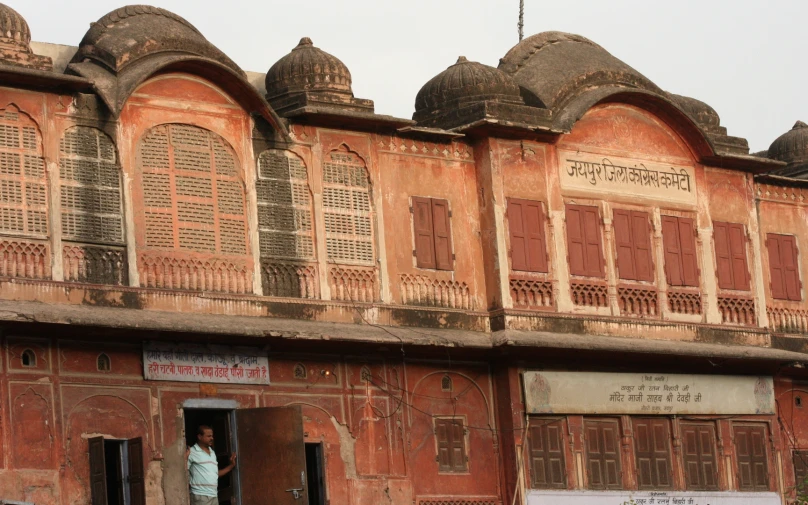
135, 124, 252, 294
59, 127, 124, 244
322, 149, 374, 265
0, 106, 47, 237
256, 150, 314, 260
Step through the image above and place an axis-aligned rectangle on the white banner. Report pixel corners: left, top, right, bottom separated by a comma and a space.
523, 372, 774, 415
143, 342, 270, 384
528, 490, 781, 505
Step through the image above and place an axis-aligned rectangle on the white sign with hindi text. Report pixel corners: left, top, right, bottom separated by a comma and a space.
143, 342, 270, 385
527, 490, 780, 505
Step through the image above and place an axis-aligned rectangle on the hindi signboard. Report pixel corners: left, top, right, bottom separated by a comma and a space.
558, 150, 697, 205
143, 342, 269, 385
523, 371, 773, 415
527, 490, 780, 505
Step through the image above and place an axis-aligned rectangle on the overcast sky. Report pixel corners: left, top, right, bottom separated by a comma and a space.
19, 0, 808, 152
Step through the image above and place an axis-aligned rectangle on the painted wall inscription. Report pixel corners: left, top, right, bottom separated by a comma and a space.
143, 342, 270, 384
527, 490, 780, 505
558, 150, 697, 205
523, 371, 773, 415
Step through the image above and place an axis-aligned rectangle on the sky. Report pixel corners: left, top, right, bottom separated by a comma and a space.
18, 0, 808, 152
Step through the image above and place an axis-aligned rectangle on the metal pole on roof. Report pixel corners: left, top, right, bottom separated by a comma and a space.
518, 0, 524, 41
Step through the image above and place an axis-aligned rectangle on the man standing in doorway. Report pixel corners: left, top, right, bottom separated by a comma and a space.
185, 425, 237, 505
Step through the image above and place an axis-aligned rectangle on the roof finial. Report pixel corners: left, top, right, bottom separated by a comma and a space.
518, 0, 524, 41
455, 56, 468, 64
297, 37, 313, 48
793, 120, 808, 130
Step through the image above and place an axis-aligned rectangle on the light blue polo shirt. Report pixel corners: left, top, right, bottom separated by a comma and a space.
187, 444, 218, 497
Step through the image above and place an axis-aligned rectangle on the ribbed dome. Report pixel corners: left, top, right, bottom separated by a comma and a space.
265, 37, 352, 98
415, 56, 522, 115
768, 121, 808, 165
0, 3, 30, 48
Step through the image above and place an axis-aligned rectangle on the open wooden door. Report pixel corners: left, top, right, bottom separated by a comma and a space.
128, 437, 146, 505
88, 436, 108, 505
236, 406, 307, 505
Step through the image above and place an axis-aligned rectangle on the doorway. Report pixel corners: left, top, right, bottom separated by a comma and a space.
305, 443, 325, 505
184, 408, 238, 505
103, 440, 131, 505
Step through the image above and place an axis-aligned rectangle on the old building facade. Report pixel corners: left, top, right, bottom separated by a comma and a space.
2, 4, 808, 505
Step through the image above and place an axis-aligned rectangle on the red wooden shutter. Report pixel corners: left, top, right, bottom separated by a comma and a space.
783, 235, 802, 301
678, 217, 699, 287
436, 418, 451, 471
449, 419, 467, 472
88, 436, 108, 505
566, 205, 586, 276
508, 200, 529, 271
768, 234, 786, 300
632, 212, 654, 282
633, 418, 673, 490
729, 224, 750, 290
662, 216, 683, 286
413, 196, 436, 269
128, 437, 146, 505
582, 206, 605, 277
435, 418, 466, 472
682, 424, 719, 491
734, 425, 770, 491
584, 420, 622, 490
524, 201, 548, 272
714, 222, 733, 289
613, 209, 636, 280
431, 199, 453, 271
529, 420, 567, 489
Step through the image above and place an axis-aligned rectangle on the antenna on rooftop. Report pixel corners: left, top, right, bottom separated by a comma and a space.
518, 0, 524, 41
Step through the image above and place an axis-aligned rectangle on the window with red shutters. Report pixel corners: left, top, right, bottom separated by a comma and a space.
529, 419, 567, 489
565, 204, 605, 278
633, 418, 673, 490
682, 424, 720, 491
733, 424, 770, 491
612, 210, 654, 282
435, 418, 467, 473
662, 216, 699, 287
713, 222, 751, 291
767, 233, 802, 301
508, 199, 549, 273
584, 419, 622, 490
411, 197, 453, 271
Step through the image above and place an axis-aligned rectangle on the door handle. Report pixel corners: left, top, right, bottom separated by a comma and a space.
285, 488, 304, 500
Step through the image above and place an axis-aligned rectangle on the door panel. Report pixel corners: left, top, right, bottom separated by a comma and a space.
236, 406, 307, 505
89, 436, 108, 505
128, 437, 146, 505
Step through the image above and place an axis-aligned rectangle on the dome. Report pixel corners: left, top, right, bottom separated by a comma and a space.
768, 121, 808, 165
265, 37, 352, 99
0, 3, 29, 48
72, 5, 241, 75
414, 56, 523, 119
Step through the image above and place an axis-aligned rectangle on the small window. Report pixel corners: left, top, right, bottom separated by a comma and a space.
360, 366, 372, 383
293, 363, 307, 380
612, 209, 654, 282
713, 222, 751, 291
97, 353, 111, 372
507, 199, 549, 273
632, 418, 673, 490
435, 418, 467, 473
661, 215, 699, 287
681, 423, 719, 490
441, 375, 452, 392
528, 418, 567, 489
412, 196, 453, 270
565, 204, 605, 278
733, 424, 770, 491
767, 233, 802, 301
21, 349, 36, 367
797, 395, 804, 408
793, 450, 808, 494
583, 419, 622, 490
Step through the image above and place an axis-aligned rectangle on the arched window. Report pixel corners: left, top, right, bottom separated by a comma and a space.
0, 105, 47, 238
322, 147, 374, 265
441, 374, 452, 392
96, 353, 111, 372
360, 366, 372, 383
59, 126, 124, 244
21, 348, 36, 367
293, 363, 307, 380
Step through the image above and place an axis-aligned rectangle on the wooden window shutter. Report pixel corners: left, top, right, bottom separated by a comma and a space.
678, 217, 699, 287
508, 200, 529, 271
431, 199, 453, 271
613, 209, 636, 280
435, 418, 467, 472
632, 211, 654, 282
582, 207, 605, 277
681, 424, 719, 491
783, 235, 802, 301
714, 222, 733, 289
449, 419, 467, 472
584, 419, 622, 490
729, 223, 750, 291
529, 420, 567, 489
565, 205, 586, 276
128, 437, 146, 505
633, 418, 673, 490
734, 425, 770, 491
768, 234, 787, 300
412, 196, 436, 269
88, 436, 108, 505
436, 418, 451, 471
662, 216, 683, 285
793, 450, 808, 490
